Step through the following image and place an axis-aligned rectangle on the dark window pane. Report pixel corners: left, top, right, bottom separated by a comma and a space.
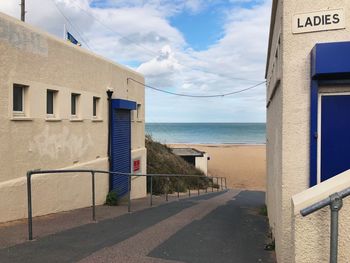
71, 94, 78, 115
93, 97, 98, 117
13, 85, 23, 112
47, 90, 54, 114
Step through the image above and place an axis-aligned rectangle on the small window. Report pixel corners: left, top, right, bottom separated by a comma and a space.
93, 97, 100, 118
71, 93, 80, 116
13, 84, 26, 113
47, 90, 57, 116
137, 104, 141, 119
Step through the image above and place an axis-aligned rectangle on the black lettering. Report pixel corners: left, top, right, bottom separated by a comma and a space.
333, 14, 340, 24
322, 15, 325, 25
297, 18, 304, 28
313, 16, 321, 26
325, 14, 331, 24
305, 17, 313, 27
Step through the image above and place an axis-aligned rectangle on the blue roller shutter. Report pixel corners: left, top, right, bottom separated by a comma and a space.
111, 108, 131, 197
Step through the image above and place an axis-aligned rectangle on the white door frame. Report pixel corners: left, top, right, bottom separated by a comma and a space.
317, 92, 350, 184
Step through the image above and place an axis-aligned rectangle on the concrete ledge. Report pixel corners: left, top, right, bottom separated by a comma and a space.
291, 170, 350, 263
292, 169, 350, 215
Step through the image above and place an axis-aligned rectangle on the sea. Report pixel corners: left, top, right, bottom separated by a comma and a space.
145, 123, 266, 144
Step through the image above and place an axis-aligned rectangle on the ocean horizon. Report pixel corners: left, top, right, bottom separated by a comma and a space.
146, 123, 266, 144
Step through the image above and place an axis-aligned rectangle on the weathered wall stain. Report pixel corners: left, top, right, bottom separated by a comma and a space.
29, 126, 94, 159
0, 17, 48, 56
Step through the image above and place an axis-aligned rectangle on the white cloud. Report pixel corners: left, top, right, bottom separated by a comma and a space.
137, 45, 182, 87
0, 0, 271, 122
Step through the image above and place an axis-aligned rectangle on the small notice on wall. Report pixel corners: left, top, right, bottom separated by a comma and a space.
292, 9, 345, 34
133, 159, 141, 174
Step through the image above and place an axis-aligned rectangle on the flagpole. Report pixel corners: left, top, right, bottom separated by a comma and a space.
21, 0, 26, 22
63, 24, 66, 40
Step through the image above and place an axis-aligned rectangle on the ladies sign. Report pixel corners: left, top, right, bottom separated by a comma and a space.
293, 9, 345, 34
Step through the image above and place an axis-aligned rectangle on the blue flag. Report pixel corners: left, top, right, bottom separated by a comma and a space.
67, 31, 81, 46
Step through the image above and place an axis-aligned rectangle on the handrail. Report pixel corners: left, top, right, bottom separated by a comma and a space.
26, 169, 227, 241
300, 187, 350, 263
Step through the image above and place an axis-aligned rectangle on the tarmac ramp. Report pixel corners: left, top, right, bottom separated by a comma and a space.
0, 190, 276, 263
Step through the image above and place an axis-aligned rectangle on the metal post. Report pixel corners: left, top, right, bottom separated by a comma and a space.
217, 177, 219, 192
106, 89, 113, 192
330, 193, 343, 263
91, 171, 96, 221
206, 178, 208, 193
197, 177, 200, 196
166, 177, 168, 201
177, 176, 180, 199
212, 178, 214, 192
188, 187, 191, 197
21, 0, 25, 22
27, 171, 33, 241
225, 178, 227, 189
150, 176, 153, 207
128, 174, 131, 213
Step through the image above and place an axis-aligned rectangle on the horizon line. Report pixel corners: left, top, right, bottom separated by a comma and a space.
145, 122, 266, 124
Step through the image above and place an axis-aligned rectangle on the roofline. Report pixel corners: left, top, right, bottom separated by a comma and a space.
265, 0, 279, 78
0, 11, 144, 79
171, 148, 205, 157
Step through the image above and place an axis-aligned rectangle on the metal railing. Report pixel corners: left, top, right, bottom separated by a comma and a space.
300, 187, 350, 263
26, 169, 227, 241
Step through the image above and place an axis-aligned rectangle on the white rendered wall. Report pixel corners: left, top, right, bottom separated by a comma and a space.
266, 0, 350, 262
0, 12, 146, 223
195, 154, 208, 176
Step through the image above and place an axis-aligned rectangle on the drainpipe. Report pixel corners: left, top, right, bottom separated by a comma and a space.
106, 89, 114, 191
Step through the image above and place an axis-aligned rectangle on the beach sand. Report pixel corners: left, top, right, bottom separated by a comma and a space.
169, 144, 266, 191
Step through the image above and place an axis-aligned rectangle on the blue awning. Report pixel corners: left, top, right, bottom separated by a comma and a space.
111, 99, 137, 110
311, 41, 350, 79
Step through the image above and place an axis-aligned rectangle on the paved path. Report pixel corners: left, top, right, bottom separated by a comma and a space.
0, 190, 276, 263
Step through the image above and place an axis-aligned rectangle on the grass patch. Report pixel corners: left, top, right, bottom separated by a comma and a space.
259, 205, 268, 216
146, 135, 211, 194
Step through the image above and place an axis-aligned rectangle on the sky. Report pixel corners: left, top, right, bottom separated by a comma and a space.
0, 0, 272, 123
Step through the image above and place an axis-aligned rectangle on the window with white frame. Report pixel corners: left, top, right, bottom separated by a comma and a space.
137, 104, 142, 120
46, 89, 57, 117
71, 93, 80, 117
13, 84, 28, 115
93, 96, 100, 118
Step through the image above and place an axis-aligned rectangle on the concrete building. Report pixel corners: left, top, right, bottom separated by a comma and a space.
266, 1, 350, 262
171, 148, 209, 175
0, 12, 146, 223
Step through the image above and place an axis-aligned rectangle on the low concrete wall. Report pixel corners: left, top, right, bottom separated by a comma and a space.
0, 158, 109, 223
292, 170, 350, 263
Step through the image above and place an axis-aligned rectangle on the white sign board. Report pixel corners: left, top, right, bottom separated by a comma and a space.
293, 9, 345, 34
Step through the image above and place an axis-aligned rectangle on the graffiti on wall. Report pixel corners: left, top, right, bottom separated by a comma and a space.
29, 126, 94, 160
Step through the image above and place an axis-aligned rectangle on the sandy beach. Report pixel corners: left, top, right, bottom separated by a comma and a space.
169, 144, 266, 191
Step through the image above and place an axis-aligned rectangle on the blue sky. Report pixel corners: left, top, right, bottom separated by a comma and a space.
170, 6, 224, 51
0, 0, 271, 123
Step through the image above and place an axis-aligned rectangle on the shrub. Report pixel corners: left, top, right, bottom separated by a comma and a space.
146, 135, 206, 194
105, 190, 119, 206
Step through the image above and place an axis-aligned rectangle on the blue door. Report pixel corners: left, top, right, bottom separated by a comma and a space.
111, 108, 131, 197
320, 95, 350, 182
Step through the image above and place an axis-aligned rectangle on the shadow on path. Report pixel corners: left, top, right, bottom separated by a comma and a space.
149, 191, 276, 263
0, 192, 225, 263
